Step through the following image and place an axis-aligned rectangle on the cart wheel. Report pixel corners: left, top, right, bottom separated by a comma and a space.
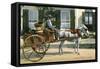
32, 35, 50, 54
22, 46, 45, 62
22, 35, 47, 62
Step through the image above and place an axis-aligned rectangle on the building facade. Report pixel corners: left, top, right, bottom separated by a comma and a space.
21, 6, 96, 34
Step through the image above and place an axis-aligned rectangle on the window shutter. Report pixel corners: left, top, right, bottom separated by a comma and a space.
82, 12, 85, 24
38, 9, 44, 22
23, 9, 29, 34
70, 10, 75, 29
55, 10, 60, 29
92, 12, 95, 31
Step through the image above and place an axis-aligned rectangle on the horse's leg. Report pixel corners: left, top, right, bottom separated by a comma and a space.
59, 40, 65, 55
77, 38, 80, 55
74, 42, 77, 53
76, 38, 80, 55
74, 38, 80, 55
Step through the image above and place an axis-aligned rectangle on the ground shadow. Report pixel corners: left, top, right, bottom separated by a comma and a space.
45, 51, 73, 56
49, 44, 95, 49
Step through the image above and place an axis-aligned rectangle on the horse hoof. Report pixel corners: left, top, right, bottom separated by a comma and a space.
77, 53, 80, 55
58, 52, 63, 55
74, 52, 80, 55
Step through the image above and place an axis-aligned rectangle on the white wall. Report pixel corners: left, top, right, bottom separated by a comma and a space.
75, 9, 85, 29
0, 0, 99, 69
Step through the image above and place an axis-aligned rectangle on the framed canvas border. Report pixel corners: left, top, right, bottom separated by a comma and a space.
11, 2, 98, 67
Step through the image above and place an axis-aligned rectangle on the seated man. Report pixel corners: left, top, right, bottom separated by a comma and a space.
46, 15, 59, 40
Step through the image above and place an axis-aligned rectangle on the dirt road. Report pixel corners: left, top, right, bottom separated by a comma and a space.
20, 48, 95, 64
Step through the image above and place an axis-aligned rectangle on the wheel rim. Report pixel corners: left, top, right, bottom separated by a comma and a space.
22, 46, 45, 62
22, 35, 45, 62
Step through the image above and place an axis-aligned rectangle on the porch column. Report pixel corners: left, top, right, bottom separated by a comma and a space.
75, 9, 85, 29
21, 6, 23, 34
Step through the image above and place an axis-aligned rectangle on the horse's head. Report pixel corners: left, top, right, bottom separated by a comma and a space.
79, 24, 89, 38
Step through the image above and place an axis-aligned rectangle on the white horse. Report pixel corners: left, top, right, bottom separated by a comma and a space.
58, 24, 89, 55
20, 24, 89, 55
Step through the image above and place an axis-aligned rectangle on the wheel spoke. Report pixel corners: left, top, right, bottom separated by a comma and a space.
27, 51, 34, 58
22, 35, 46, 62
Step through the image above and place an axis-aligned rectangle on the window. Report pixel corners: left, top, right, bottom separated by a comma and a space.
28, 10, 38, 30
60, 10, 70, 29
28, 10, 38, 22
84, 10, 93, 25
